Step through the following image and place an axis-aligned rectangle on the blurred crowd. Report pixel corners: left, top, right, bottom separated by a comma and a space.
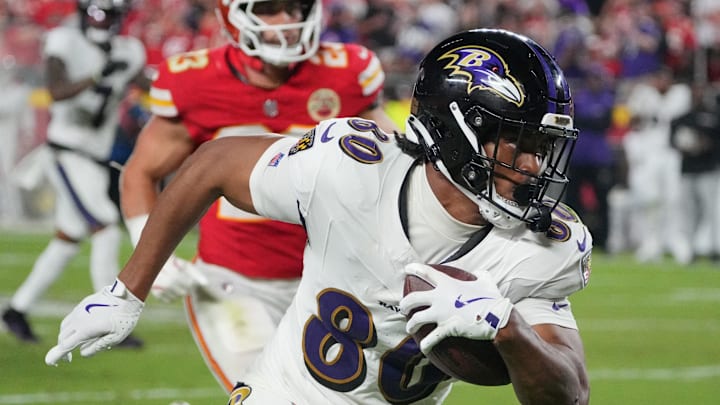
2, 0, 720, 264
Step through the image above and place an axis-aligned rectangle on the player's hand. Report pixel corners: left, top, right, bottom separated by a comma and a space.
150, 256, 208, 303
399, 263, 513, 354
45, 279, 144, 366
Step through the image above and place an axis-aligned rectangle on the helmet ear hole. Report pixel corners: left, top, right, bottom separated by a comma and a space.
419, 113, 448, 141
430, 117, 449, 140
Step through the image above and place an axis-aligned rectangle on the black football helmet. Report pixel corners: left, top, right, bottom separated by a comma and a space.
406, 29, 578, 232
78, 0, 130, 45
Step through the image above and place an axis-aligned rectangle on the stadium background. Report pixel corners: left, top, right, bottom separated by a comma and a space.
1, 0, 720, 404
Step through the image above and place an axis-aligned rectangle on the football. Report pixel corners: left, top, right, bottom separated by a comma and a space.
403, 264, 511, 386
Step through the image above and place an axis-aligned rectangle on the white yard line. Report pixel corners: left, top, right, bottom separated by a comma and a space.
0, 252, 47, 265
589, 364, 720, 381
578, 318, 720, 332
670, 288, 720, 301
0, 387, 220, 404
453, 364, 720, 390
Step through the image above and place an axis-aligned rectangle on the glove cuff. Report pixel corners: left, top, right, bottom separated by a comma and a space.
108, 279, 144, 305
480, 298, 513, 335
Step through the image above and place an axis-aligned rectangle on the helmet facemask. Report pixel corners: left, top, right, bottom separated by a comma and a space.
217, 0, 321, 66
408, 102, 578, 233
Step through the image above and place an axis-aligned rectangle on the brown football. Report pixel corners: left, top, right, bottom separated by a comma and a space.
403, 264, 510, 386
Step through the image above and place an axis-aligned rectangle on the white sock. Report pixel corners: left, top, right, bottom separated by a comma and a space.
10, 238, 79, 312
90, 223, 121, 291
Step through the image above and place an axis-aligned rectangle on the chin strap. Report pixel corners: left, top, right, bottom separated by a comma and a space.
525, 204, 552, 233
513, 183, 553, 233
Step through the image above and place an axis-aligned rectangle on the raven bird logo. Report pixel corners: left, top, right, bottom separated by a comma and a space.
439, 46, 525, 106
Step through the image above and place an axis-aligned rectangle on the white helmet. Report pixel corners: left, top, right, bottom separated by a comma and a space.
216, 0, 322, 66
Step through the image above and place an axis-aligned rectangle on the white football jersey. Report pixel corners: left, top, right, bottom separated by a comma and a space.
246, 118, 592, 404
43, 26, 146, 160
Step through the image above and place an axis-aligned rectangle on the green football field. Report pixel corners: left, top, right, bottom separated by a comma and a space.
1, 228, 719, 404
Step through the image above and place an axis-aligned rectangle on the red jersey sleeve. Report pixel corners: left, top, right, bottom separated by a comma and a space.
147, 48, 222, 120
347, 43, 385, 101
325, 42, 385, 114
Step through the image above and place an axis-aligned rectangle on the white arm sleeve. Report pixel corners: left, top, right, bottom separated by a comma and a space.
248, 137, 303, 225
124, 214, 149, 247
513, 297, 578, 330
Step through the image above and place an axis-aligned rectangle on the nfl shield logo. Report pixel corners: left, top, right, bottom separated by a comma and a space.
263, 99, 279, 117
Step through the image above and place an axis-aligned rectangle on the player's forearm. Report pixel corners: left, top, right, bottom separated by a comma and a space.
118, 151, 224, 300
47, 77, 96, 101
120, 115, 197, 224
46, 57, 96, 101
494, 311, 589, 405
118, 204, 212, 301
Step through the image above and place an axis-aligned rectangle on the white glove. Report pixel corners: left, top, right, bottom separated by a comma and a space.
45, 279, 144, 366
150, 255, 208, 303
399, 263, 514, 354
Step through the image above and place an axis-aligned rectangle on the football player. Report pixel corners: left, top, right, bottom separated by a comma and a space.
46, 29, 590, 405
2, 0, 149, 346
622, 67, 693, 264
119, 0, 397, 392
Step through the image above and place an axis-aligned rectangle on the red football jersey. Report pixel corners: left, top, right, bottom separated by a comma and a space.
147, 43, 384, 279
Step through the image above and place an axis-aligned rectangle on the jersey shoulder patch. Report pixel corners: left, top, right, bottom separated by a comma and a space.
288, 127, 317, 156
287, 118, 396, 175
